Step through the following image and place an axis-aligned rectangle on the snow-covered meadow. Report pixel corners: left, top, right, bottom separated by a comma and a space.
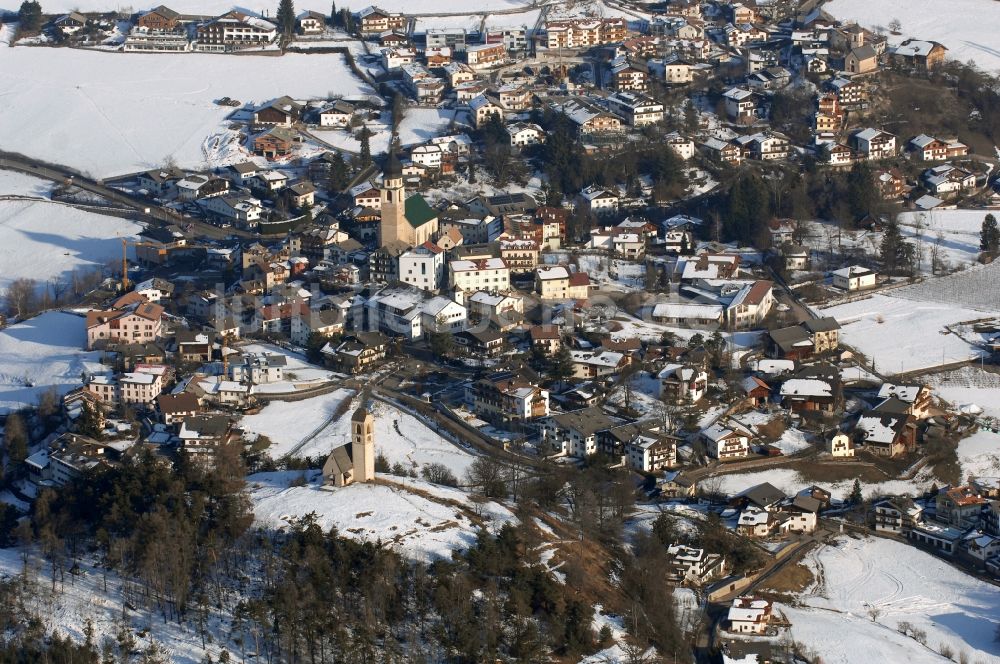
820, 293, 989, 375
240, 388, 357, 458
241, 392, 478, 476
826, 0, 1000, 72
0, 47, 374, 177
956, 430, 1000, 479
784, 536, 1000, 663
248, 470, 514, 562
0, 199, 141, 293
0, 170, 54, 197
0, 311, 104, 414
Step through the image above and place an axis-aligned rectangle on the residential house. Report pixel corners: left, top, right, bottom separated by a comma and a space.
468, 375, 549, 425
891, 39, 947, 70
530, 324, 562, 354
658, 364, 708, 404
535, 265, 590, 300
604, 91, 664, 127
157, 392, 200, 426
722, 87, 757, 124
254, 126, 298, 159
936, 486, 988, 529
873, 498, 924, 534
578, 185, 619, 216
727, 597, 773, 635
178, 414, 233, 459
465, 43, 506, 70
831, 265, 876, 290
855, 410, 917, 457
505, 122, 546, 147
448, 257, 510, 292
322, 332, 389, 374
569, 349, 628, 379
627, 433, 679, 473
399, 242, 446, 292
702, 422, 750, 460
86, 303, 164, 350
468, 94, 505, 129
852, 128, 896, 161
355, 6, 407, 36
876, 383, 933, 419
542, 407, 616, 458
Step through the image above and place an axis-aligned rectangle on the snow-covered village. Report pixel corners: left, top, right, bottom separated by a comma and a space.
0, 0, 1000, 660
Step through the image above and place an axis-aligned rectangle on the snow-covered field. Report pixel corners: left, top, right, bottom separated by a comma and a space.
895, 260, 1000, 313
956, 430, 1000, 479
248, 470, 514, 562
242, 388, 476, 474
826, 0, 1000, 72
303, 398, 477, 476
240, 388, 356, 458
0, 199, 141, 293
821, 293, 989, 375
0, 311, 104, 415
925, 366, 1000, 419
0, 47, 374, 177
0, 170, 54, 197
785, 535, 1000, 663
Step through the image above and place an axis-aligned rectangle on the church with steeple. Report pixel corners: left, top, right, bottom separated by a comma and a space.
322, 403, 376, 487
379, 148, 439, 248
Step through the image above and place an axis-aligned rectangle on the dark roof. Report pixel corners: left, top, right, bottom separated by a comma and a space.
325, 444, 354, 475
404, 194, 438, 228
873, 396, 910, 415
550, 407, 615, 437
803, 316, 841, 333
735, 482, 786, 508
769, 325, 811, 352
460, 328, 503, 344
851, 44, 878, 61
182, 414, 229, 436
790, 494, 822, 513
157, 392, 199, 414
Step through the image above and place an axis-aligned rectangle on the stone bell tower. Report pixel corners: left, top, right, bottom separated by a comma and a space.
350, 403, 375, 483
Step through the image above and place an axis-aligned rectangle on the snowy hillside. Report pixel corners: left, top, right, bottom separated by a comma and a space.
826, 0, 1000, 72
248, 471, 515, 562
784, 535, 1000, 663
0, 48, 374, 177
243, 393, 477, 475
0, 199, 141, 293
1, 0, 535, 14
0, 311, 105, 414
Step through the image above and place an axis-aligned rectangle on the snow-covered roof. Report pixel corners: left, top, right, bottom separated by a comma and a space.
536, 265, 570, 281
877, 383, 922, 403
570, 350, 624, 368
780, 378, 832, 398
652, 302, 723, 319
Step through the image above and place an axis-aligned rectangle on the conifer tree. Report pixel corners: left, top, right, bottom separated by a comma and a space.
276, 0, 296, 37
981, 213, 1000, 255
